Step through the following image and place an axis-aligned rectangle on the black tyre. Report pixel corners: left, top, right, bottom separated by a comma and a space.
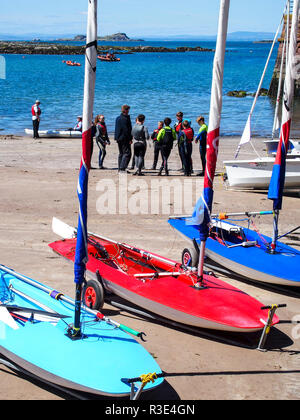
83, 279, 104, 310
182, 247, 199, 268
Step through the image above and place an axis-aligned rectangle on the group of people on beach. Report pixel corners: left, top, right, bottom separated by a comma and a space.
31, 101, 208, 176
97, 104, 208, 176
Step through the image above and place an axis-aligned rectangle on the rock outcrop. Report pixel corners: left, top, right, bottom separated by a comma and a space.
0, 41, 214, 55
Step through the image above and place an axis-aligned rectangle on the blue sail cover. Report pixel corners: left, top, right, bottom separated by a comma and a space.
189, 127, 220, 241
268, 119, 291, 211
74, 129, 92, 285
191, 188, 214, 241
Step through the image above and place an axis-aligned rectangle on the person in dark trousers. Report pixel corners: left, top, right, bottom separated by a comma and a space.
195, 116, 208, 176
131, 114, 150, 176
178, 120, 194, 176
95, 114, 110, 169
31, 100, 41, 139
157, 117, 176, 176
174, 111, 185, 171
115, 104, 133, 172
151, 121, 163, 170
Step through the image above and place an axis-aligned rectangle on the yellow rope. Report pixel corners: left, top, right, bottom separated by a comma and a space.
140, 372, 158, 385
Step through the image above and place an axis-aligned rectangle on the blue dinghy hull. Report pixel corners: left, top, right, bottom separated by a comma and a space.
169, 218, 300, 287
0, 266, 163, 397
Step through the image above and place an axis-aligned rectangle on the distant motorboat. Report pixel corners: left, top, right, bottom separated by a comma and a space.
98, 54, 120, 62
63, 60, 81, 67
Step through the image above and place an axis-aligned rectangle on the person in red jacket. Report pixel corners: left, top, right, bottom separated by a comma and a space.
174, 111, 185, 171
31, 100, 41, 139
178, 120, 194, 176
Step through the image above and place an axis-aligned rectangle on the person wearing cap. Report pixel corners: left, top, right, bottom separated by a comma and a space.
31, 100, 41, 139
114, 104, 133, 172
74, 116, 82, 132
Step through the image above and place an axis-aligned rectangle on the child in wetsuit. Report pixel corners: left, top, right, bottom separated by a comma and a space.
151, 121, 164, 170
178, 120, 194, 176
131, 114, 150, 176
157, 118, 177, 176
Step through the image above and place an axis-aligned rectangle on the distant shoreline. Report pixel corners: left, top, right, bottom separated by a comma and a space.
0, 41, 214, 55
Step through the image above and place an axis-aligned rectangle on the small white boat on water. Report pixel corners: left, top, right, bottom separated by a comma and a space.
224, 156, 300, 190
25, 129, 82, 138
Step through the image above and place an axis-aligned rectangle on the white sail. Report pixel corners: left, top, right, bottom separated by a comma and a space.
234, 6, 287, 158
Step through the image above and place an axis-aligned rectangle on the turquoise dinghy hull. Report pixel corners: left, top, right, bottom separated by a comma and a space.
0, 266, 163, 397
169, 218, 300, 287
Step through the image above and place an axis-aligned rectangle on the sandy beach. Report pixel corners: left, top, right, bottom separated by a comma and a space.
0, 133, 299, 400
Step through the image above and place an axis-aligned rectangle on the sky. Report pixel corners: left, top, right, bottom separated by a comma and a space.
0, 0, 287, 38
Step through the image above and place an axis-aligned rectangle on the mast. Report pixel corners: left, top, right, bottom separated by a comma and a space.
268, 0, 299, 253
73, 0, 98, 338
191, 0, 230, 286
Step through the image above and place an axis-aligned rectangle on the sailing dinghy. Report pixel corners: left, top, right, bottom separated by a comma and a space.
0, 265, 163, 397
49, 218, 279, 333
169, 0, 300, 288
49, 1, 279, 335
0, 0, 163, 398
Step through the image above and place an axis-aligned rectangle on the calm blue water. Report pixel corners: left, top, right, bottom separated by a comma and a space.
0, 40, 286, 136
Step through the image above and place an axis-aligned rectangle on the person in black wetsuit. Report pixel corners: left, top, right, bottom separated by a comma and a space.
174, 111, 185, 171
95, 114, 110, 169
178, 120, 194, 176
151, 120, 164, 170
131, 114, 150, 176
157, 117, 177, 176
114, 104, 133, 172
195, 116, 208, 176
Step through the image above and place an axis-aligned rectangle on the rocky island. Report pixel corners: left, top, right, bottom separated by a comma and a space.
67, 32, 145, 42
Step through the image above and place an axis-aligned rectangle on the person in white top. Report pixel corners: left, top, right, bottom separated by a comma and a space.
31, 100, 41, 138
74, 116, 82, 132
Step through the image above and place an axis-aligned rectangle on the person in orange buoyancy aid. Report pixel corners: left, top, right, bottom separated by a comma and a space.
95, 114, 110, 169
31, 100, 41, 139
178, 120, 194, 176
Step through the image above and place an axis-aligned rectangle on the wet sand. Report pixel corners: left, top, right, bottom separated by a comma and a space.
0, 134, 299, 400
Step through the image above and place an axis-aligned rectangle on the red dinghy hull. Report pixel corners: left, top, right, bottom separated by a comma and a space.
49, 236, 279, 332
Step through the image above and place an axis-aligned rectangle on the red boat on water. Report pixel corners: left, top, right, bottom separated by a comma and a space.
98, 53, 120, 62
62, 60, 81, 66
49, 218, 279, 334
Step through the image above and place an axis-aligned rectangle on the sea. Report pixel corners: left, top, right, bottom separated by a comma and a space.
1, 39, 300, 137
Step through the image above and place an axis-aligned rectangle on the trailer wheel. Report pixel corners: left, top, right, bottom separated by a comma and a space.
182, 247, 199, 268
83, 279, 104, 310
